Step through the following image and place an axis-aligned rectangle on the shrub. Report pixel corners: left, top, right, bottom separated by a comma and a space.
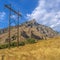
19, 42, 25, 46
27, 38, 36, 44
0, 44, 8, 49
0, 39, 37, 49
10, 42, 17, 47
0, 41, 25, 49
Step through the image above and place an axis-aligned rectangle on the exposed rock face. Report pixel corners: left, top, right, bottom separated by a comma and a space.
20, 19, 58, 39
0, 19, 59, 43
21, 31, 29, 39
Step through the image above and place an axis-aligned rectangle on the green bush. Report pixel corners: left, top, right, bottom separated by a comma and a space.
10, 42, 17, 47
0, 38, 36, 49
0, 44, 8, 49
27, 38, 36, 44
0, 41, 25, 49
19, 42, 25, 46
1, 42, 17, 48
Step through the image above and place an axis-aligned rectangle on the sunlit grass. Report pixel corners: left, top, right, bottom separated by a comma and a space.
0, 36, 60, 60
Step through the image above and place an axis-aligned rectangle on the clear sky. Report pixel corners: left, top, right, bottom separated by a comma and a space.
0, 0, 60, 32
0, 0, 38, 28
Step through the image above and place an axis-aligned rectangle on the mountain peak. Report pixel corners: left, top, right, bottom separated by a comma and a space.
25, 19, 39, 27
29, 19, 36, 23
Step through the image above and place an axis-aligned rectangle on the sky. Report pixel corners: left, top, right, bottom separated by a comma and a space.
0, 0, 60, 32
0, 0, 38, 28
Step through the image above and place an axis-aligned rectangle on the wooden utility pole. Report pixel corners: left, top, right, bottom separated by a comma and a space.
17, 10, 20, 46
1, 55, 5, 60
5, 4, 22, 47
8, 4, 11, 48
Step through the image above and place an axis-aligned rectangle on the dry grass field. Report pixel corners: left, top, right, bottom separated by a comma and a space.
0, 36, 60, 60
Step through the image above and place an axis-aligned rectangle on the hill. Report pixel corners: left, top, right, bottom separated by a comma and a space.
0, 36, 60, 60
0, 19, 59, 44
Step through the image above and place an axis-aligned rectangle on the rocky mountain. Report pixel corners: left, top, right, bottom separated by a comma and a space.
0, 19, 59, 44
20, 19, 58, 37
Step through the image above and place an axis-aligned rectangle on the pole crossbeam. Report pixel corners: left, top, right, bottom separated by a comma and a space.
5, 4, 22, 16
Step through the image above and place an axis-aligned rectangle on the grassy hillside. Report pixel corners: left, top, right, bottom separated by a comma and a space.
0, 36, 60, 60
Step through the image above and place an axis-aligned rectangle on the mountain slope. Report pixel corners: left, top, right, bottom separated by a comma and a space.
20, 19, 58, 38
0, 19, 59, 44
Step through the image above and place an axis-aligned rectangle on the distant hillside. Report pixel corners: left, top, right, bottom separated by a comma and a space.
0, 19, 59, 44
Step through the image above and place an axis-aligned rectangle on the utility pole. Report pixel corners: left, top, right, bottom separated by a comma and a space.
17, 10, 20, 46
8, 4, 11, 48
5, 4, 22, 47
29, 25, 32, 39
1, 55, 5, 60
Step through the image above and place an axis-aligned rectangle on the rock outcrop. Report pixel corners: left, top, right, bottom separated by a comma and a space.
0, 19, 59, 44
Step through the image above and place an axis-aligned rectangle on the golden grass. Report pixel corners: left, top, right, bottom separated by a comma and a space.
0, 36, 60, 60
